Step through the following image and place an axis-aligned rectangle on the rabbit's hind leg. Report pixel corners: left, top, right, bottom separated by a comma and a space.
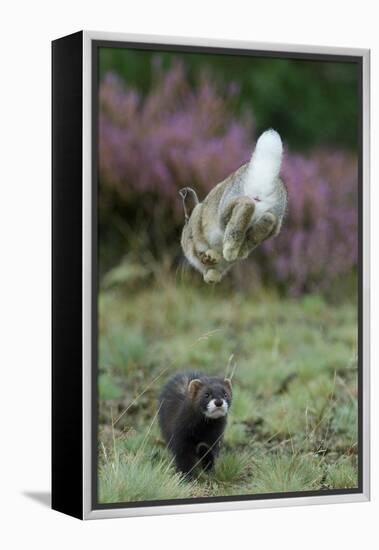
222, 197, 255, 262
239, 212, 277, 259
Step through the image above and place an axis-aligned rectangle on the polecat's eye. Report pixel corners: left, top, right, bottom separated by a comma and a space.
223, 391, 228, 398
204, 392, 210, 398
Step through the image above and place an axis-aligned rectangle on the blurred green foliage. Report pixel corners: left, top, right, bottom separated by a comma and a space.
99, 47, 358, 150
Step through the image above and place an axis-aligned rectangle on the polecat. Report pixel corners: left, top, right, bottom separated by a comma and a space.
158, 372, 232, 477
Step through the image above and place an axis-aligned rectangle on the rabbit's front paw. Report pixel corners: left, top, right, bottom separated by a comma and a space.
204, 269, 222, 284
199, 248, 221, 266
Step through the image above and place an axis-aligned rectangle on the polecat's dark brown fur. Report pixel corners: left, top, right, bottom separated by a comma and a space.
158, 372, 232, 477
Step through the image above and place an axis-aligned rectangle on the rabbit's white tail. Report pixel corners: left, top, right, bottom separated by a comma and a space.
244, 129, 283, 199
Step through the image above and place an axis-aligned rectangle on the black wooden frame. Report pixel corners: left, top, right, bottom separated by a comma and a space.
52, 31, 83, 519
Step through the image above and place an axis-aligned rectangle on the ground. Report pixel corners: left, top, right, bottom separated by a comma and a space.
97, 275, 358, 503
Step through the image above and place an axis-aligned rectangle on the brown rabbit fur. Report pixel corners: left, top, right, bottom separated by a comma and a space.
180, 129, 287, 283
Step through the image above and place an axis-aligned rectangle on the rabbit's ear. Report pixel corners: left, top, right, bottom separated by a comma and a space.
179, 187, 199, 222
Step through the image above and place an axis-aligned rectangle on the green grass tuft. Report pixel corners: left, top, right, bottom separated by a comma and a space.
325, 458, 358, 489
213, 451, 251, 484
100, 453, 194, 502
249, 453, 323, 493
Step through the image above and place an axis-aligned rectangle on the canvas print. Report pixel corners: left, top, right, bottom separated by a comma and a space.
96, 45, 360, 506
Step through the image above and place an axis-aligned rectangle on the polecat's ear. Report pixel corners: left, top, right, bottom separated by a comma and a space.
223, 378, 232, 393
188, 378, 203, 399
179, 187, 199, 223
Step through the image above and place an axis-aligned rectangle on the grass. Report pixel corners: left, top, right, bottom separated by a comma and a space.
97, 273, 358, 503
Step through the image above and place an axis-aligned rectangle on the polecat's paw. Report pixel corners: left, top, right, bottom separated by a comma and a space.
196, 442, 210, 455
199, 248, 221, 266
204, 269, 222, 284
222, 242, 239, 262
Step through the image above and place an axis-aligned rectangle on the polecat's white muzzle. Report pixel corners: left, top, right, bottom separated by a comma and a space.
204, 398, 228, 419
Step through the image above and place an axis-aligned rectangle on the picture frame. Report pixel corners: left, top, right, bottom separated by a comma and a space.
52, 30, 370, 520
